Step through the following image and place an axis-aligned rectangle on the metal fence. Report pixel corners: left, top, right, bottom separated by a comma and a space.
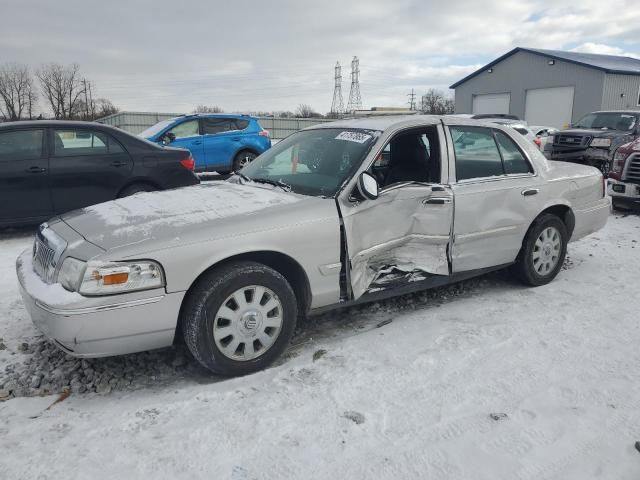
96, 111, 334, 139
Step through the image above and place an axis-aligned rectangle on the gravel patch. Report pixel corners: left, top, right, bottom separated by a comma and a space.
0, 271, 501, 400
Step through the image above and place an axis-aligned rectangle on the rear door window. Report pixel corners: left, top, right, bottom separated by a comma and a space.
53, 129, 124, 156
235, 119, 249, 130
0, 129, 44, 161
494, 131, 533, 175
451, 126, 503, 181
202, 118, 238, 135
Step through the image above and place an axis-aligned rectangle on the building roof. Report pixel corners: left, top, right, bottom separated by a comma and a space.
450, 47, 640, 88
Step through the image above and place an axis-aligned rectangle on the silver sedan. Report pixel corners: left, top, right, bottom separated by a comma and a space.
17, 115, 610, 375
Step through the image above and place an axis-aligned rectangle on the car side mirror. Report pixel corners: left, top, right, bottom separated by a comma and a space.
161, 132, 176, 144
357, 172, 379, 200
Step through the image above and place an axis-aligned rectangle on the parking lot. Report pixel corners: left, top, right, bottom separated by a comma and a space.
1, 210, 639, 478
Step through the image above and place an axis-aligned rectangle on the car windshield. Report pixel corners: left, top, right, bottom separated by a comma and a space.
236, 128, 380, 197
573, 113, 638, 131
138, 119, 175, 138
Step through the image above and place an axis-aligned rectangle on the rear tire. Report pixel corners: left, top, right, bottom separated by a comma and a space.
233, 150, 257, 171
514, 214, 568, 286
118, 183, 156, 198
181, 261, 297, 376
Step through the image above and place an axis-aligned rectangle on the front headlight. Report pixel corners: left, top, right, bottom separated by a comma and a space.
58, 257, 87, 292
590, 138, 612, 148
78, 260, 165, 296
611, 150, 629, 174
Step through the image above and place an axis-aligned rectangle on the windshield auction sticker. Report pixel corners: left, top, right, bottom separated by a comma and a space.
335, 131, 372, 143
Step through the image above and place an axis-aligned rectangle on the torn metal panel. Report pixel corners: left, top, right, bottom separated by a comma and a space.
341, 184, 453, 299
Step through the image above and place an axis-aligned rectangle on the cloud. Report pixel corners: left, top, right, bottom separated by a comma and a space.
0, 0, 639, 114
570, 42, 640, 59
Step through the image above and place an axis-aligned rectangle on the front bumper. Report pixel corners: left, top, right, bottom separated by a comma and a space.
16, 249, 185, 357
547, 148, 610, 163
607, 179, 640, 209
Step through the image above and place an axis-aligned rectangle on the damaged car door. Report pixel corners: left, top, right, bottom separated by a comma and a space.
341, 125, 453, 299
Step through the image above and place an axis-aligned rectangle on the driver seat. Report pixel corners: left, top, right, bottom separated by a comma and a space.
384, 134, 430, 186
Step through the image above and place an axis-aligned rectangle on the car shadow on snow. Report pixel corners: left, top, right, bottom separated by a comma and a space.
1, 267, 536, 400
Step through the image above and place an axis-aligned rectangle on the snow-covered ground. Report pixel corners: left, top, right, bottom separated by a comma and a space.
1, 213, 640, 479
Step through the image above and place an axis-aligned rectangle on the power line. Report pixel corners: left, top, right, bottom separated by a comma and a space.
330, 61, 344, 116
407, 88, 416, 110
346, 56, 362, 112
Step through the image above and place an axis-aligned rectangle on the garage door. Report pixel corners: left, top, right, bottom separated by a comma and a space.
472, 93, 510, 115
525, 86, 574, 129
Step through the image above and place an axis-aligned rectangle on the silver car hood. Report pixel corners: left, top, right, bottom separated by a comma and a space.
60, 182, 305, 252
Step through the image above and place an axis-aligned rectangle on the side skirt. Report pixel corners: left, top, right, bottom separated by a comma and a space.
308, 262, 513, 317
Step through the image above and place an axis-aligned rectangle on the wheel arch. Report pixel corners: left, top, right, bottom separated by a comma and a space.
517, 203, 575, 261
117, 178, 162, 197
233, 146, 260, 159
174, 250, 312, 344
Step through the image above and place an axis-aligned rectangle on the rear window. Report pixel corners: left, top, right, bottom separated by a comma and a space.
0, 129, 44, 161
513, 127, 529, 136
202, 118, 241, 135
235, 119, 249, 130
53, 129, 124, 156
494, 131, 533, 175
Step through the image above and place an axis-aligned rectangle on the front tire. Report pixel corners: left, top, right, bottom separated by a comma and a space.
181, 261, 298, 376
514, 214, 568, 286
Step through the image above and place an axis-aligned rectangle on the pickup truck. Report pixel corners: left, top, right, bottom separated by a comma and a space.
608, 136, 640, 210
544, 110, 639, 174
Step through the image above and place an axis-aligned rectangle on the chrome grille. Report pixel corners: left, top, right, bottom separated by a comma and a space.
32, 237, 56, 283
32, 224, 67, 284
625, 154, 640, 182
554, 135, 591, 147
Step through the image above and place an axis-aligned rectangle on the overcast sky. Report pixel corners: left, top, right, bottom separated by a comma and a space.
1, 0, 639, 115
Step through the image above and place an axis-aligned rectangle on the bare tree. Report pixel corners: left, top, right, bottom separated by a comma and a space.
419, 89, 454, 115
36, 63, 84, 119
193, 105, 224, 113
0, 63, 37, 120
295, 104, 322, 118
94, 98, 119, 118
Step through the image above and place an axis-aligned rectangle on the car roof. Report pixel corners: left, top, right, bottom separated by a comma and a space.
304, 114, 509, 132
588, 110, 640, 115
0, 120, 124, 132
175, 113, 256, 120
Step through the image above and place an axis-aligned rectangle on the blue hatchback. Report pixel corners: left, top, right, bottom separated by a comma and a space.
140, 114, 271, 172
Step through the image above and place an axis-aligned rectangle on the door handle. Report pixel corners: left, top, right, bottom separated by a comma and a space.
110, 160, 127, 167
423, 197, 452, 205
232, 137, 241, 141
26, 166, 46, 174
521, 188, 539, 196
192, 141, 203, 145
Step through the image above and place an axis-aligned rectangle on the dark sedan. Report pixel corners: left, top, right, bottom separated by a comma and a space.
0, 121, 200, 227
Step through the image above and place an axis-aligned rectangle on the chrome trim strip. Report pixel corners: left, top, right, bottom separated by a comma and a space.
36, 295, 165, 316
455, 225, 520, 242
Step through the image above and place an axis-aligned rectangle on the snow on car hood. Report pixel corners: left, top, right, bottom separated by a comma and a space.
61, 182, 302, 250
